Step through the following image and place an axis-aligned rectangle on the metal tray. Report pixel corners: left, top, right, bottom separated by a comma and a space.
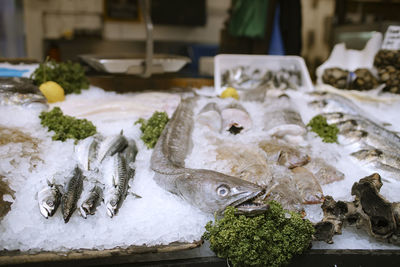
80, 54, 190, 75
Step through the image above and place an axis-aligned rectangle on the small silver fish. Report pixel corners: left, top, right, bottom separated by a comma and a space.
76, 135, 101, 171
38, 182, 63, 219
308, 92, 366, 116
351, 149, 400, 178
61, 166, 84, 223
106, 152, 131, 218
97, 131, 128, 163
80, 185, 103, 219
124, 138, 138, 178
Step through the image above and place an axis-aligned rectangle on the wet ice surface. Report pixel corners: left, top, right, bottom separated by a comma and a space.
2, 85, 400, 252
0, 88, 211, 252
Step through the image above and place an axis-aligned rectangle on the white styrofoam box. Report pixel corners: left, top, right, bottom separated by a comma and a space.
214, 54, 314, 95
315, 32, 382, 85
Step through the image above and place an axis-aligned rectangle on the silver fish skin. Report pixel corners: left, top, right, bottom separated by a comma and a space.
0, 77, 47, 106
196, 102, 222, 132
221, 103, 252, 134
351, 149, 400, 172
151, 97, 269, 215
97, 131, 128, 163
61, 166, 84, 223
38, 182, 63, 219
124, 138, 138, 176
76, 136, 100, 171
80, 185, 103, 219
308, 92, 366, 116
106, 152, 130, 217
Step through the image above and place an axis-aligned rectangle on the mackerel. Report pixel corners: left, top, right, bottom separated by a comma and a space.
61, 166, 84, 223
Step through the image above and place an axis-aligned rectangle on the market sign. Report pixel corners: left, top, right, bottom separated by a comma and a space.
382, 25, 400, 50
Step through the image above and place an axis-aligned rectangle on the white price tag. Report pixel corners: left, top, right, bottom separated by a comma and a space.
382, 25, 400, 50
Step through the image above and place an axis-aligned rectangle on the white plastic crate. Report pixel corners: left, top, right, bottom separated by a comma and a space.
214, 54, 314, 95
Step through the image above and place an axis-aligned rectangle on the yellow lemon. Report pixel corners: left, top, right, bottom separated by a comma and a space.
220, 87, 239, 100
39, 81, 65, 103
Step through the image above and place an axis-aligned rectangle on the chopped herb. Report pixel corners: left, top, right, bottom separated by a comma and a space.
31, 60, 89, 95
203, 202, 314, 267
135, 111, 169, 149
39, 107, 96, 142
307, 115, 339, 143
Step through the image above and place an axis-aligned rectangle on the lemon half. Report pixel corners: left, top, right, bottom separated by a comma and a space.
220, 87, 239, 100
39, 81, 65, 103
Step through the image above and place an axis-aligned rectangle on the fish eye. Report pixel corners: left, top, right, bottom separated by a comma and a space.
110, 200, 117, 206
46, 200, 54, 207
217, 185, 230, 197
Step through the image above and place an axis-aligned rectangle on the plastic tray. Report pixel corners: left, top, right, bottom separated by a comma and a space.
214, 54, 314, 95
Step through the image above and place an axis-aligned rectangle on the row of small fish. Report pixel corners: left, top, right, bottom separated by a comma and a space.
322, 112, 400, 179
38, 132, 138, 222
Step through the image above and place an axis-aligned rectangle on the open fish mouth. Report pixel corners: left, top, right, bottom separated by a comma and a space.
229, 189, 269, 216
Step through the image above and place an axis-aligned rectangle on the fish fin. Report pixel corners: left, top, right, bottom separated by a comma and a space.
120, 129, 123, 135
128, 192, 142, 199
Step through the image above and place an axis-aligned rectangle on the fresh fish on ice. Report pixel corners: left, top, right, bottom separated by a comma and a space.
215, 143, 274, 187
76, 135, 101, 171
0, 77, 47, 107
61, 166, 84, 223
151, 97, 269, 215
304, 158, 345, 185
106, 152, 133, 218
266, 177, 305, 213
263, 97, 306, 141
351, 149, 400, 179
196, 102, 222, 132
38, 182, 63, 219
308, 92, 366, 116
291, 167, 324, 204
220, 103, 252, 134
97, 131, 128, 163
258, 140, 310, 168
124, 138, 138, 176
80, 185, 103, 219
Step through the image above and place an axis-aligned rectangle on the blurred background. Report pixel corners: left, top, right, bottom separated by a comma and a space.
1, 0, 400, 79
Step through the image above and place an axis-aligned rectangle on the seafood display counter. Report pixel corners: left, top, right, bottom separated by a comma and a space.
2, 59, 400, 266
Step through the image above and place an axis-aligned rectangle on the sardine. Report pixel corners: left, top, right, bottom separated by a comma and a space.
304, 158, 345, 185
97, 131, 128, 163
0, 77, 47, 107
196, 102, 222, 132
220, 103, 252, 134
351, 149, 400, 178
61, 166, 84, 223
106, 152, 131, 217
258, 140, 310, 168
38, 182, 63, 219
80, 185, 103, 219
150, 97, 269, 215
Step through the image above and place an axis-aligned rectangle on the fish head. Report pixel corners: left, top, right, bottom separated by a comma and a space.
39, 197, 56, 218
80, 201, 94, 219
335, 120, 358, 132
175, 169, 269, 215
322, 112, 346, 124
106, 194, 119, 218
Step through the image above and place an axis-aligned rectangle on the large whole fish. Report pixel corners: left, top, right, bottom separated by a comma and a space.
38, 182, 63, 219
308, 92, 366, 116
150, 97, 269, 215
61, 166, 84, 223
0, 77, 47, 107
